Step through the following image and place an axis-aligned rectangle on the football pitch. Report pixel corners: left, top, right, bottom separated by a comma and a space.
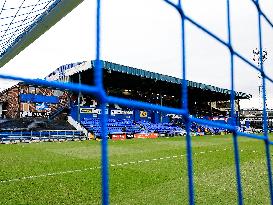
0, 135, 272, 204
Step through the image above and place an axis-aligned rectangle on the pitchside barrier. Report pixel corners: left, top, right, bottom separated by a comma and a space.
0, 0, 273, 204
0, 130, 86, 144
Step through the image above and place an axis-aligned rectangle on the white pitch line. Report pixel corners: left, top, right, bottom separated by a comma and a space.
0, 148, 254, 184
145, 159, 150, 162
0, 167, 101, 184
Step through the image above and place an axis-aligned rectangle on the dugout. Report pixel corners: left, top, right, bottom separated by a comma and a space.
46, 61, 251, 123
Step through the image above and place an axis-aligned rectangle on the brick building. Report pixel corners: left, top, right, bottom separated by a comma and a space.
0, 83, 69, 119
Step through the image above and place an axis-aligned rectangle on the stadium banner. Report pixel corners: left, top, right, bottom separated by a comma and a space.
134, 133, 158, 139
36, 102, 51, 111
80, 108, 108, 114
110, 110, 133, 115
72, 106, 152, 121
111, 134, 126, 140
140, 111, 148, 118
134, 110, 152, 121
80, 108, 93, 114
109, 109, 134, 119
126, 134, 134, 139
20, 94, 59, 104
20, 111, 50, 118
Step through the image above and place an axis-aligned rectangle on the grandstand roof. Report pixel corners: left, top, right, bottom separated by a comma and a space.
102, 61, 250, 99
46, 60, 251, 100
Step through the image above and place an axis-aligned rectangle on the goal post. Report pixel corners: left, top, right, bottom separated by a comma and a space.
0, 0, 84, 68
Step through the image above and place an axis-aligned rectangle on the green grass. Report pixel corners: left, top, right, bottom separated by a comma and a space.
0, 135, 272, 204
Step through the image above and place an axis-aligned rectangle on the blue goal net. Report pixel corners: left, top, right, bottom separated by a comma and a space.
0, 0, 273, 204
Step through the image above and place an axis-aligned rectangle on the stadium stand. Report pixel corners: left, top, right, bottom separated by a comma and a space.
0, 61, 249, 140
80, 118, 186, 138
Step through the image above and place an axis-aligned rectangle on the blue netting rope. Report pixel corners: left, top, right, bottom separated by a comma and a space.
0, 0, 60, 56
0, 0, 273, 204
255, 0, 273, 203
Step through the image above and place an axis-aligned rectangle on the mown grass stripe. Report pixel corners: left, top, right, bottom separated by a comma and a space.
0, 148, 244, 184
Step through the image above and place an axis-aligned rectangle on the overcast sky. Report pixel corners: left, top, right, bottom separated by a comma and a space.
1, 0, 273, 109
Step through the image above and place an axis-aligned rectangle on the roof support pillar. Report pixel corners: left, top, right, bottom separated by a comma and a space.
77, 73, 81, 122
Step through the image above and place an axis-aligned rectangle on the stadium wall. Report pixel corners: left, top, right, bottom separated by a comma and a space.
0, 85, 20, 118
